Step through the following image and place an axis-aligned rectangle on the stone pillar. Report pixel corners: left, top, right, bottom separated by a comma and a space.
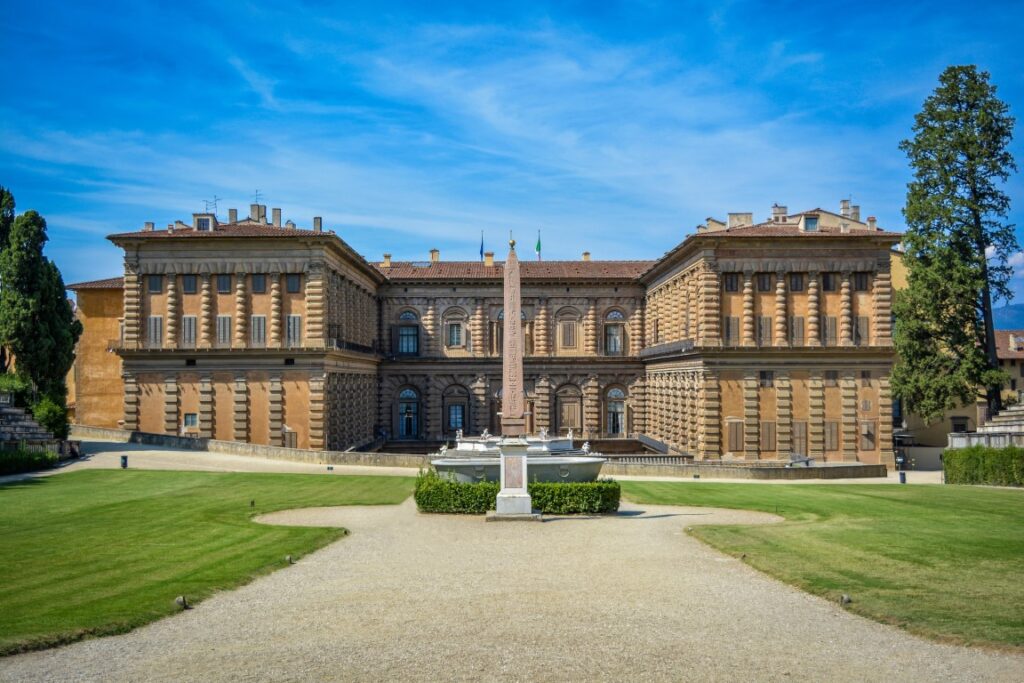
699, 370, 721, 459
630, 301, 644, 355
472, 375, 489, 435
471, 298, 486, 357
309, 373, 326, 450
776, 372, 792, 457
425, 376, 441, 439
631, 377, 645, 436
200, 274, 213, 348
233, 374, 248, 442
198, 375, 213, 439
123, 373, 139, 431
535, 298, 549, 356
424, 301, 438, 357
807, 271, 820, 346
878, 374, 895, 466
743, 371, 759, 460
535, 375, 551, 433
234, 273, 247, 348
700, 264, 721, 345
873, 266, 893, 345
742, 272, 755, 346
163, 376, 178, 435
681, 279, 690, 339
668, 283, 681, 343
688, 276, 699, 341
268, 374, 283, 446
687, 374, 698, 454
774, 271, 788, 346
585, 301, 598, 355
123, 264, 141, 348
165, 275, 178, 348
808, 371, 824, 459
305, 265, 326, 348
269, 273, 282, 348
841, 372, 858, 461
840, 272, 854, 346
583, 375, 600, 438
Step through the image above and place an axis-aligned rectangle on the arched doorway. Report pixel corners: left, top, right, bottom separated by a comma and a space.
554, 385, 582, 435
605, 387, 627, 437
443, 385, 469, 436
396, 388, 420, 439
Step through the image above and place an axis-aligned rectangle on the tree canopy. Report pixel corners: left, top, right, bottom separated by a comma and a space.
893, 65, 1017, 422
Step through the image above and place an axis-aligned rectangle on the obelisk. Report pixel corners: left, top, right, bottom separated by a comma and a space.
493, 238, 535, 517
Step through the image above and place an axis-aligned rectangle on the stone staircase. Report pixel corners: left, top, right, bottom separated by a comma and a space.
977, 403, 1024, 433
0, 404, 58, 448
948, 402, 1024, 448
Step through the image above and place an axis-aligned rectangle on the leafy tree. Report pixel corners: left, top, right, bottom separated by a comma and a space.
0, 209, 82, 403
893, 66, 1017, 421
0, 185, 14, 373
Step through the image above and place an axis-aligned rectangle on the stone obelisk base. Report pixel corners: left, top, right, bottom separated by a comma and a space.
487, 438, 542, 522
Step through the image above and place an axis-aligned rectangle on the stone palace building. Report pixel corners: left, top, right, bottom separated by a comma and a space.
68, 200, 900, 464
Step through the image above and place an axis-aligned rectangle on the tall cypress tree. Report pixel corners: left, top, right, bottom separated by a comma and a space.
0, 186, 15, 373
893, 66, 1018, 421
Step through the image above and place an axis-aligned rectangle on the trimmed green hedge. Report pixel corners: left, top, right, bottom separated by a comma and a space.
0, 448, 58, 476
943, 445, 1024, 486
414, 470, 621, 514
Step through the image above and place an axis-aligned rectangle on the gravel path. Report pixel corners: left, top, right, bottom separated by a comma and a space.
2, 499, 1020, 682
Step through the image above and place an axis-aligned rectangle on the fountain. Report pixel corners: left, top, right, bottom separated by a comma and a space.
430, 239, 605, 486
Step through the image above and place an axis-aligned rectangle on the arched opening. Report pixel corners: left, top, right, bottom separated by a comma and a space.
393, 310, 420, 356
554, 384, 582, 436
604, 309, 626, 356
395, 387, 420, 439
605, 386, 627, 437
442, 385, 470, 436
442, 307, 468, 352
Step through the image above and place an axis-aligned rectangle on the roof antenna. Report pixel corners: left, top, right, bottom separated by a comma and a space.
253, 189, 263, 204
204, 195, 221, 215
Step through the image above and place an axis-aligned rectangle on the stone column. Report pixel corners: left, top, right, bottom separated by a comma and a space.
165, 275, 178, 348
873, 266, 893, 345
309, 373, 326, 450
743, 370, 759, 460
807, 271, 821, 346
668, 283, 681, 343
742, 272, 755, 346
163, 376, 178, 435
269, 273, 282, 348
687, 374, 698, 454
878, 374, 895, 466
534, 375, 551, 433
699, 370, 721, 459
583, 375, 600, 438
841, 372, 858, 461
840, 272, 854, 346
699, 265, 721, 345
776, 372, 792, 457
234, 273, 247, 348
305, 265, 326, 348
123, 372, 139, 431
630, 301, 644, 355
425, 376, 441, 439
585, 301, 598, 355
688, 276, 699, 341
268, 374, 283, 446
198, 375, 213, 439
631, 377, 646, 436
774, 271, 788, 346
233, 374, 248, 442
123, 264, 141, 348
471, 298, 486, 357
472, 375, 489, 435
808, 371, 824, 459
424, 301, 438, 357
200, 274, 213, 348
535, 298, 549, 355
681, 279, 690, 339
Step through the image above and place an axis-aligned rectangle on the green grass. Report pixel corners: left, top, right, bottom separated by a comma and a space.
0, 469, 414, 655
621, 482, 1024, 650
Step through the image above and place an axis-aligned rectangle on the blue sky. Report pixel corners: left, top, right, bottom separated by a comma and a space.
2, 1, 1023, 296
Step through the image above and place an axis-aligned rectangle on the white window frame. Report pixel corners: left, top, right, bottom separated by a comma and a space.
286, 314, 302, 347
251, 315, 267, 347
147, 315, 163, 348
216, 315, 232, 347
181, 315, 197, 348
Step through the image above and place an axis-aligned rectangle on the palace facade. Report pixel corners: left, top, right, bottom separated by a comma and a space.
69, 200, 901, 464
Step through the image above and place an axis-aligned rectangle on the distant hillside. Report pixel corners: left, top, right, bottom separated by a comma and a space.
993, 304, 1024, 330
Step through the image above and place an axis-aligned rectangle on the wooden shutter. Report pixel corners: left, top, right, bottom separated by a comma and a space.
825, 422, 839, 451
760, 421, 776, 451
728, 421, 743, 452
792, 421, 807, 455
856, 316, 869, 345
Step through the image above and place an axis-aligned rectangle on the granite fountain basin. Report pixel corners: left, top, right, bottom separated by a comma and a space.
430, 455, 605, 483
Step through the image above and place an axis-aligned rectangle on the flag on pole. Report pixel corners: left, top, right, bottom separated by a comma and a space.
535, 230, 542, 261
479, 230, 484, 261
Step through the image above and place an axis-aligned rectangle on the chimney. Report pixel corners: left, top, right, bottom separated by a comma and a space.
430, 248, 440, 263
771, 204, 787, 223
313, 216, 322, 232
250, 204, 260, 221
228, 208, 237, 223
840, 199, 851, 218
382, 253, 392, 268
582, 251, 591, 262
484, 251, 494, 267
867, 216, 877, 230
851, 205, 861, 222
727, 212, 753, 229
285, 220, 296, 229
167, 222, 175, 234
259, 205, 267, 223
143, 221, 154, 232
272, 208, 281, 227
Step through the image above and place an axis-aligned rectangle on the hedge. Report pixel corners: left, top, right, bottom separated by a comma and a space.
414, 470, 621, 514
943, 446, 1024, 486
0, 448, 59, 476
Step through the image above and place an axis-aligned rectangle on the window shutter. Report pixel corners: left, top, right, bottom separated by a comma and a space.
856, 316, 869, 345
415, 325, 421, 356
390, 325, 400, 355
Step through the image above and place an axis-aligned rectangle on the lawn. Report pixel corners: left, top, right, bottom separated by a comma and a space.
621, 481, 1024, 650
0, 469, 414, 656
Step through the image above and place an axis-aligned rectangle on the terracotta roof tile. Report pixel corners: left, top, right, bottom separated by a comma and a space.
376, 260, 654, 281
996, 330, 1024, 359
67, 276, 124, 290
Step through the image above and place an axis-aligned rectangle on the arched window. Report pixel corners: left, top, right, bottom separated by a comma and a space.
396, 388, 420, 439
399, 310, 418, 321
555, 385, 582, 435
605, 386, 627, 436
604, 309, 626, 356
442, 307, 468, 350
443, 385, 469, 435
394, 311, 420, 356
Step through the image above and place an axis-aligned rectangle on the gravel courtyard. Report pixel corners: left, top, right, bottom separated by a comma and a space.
2, 495, 1020, 682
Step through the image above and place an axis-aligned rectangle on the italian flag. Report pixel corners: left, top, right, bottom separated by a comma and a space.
535, 231, 542, 261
